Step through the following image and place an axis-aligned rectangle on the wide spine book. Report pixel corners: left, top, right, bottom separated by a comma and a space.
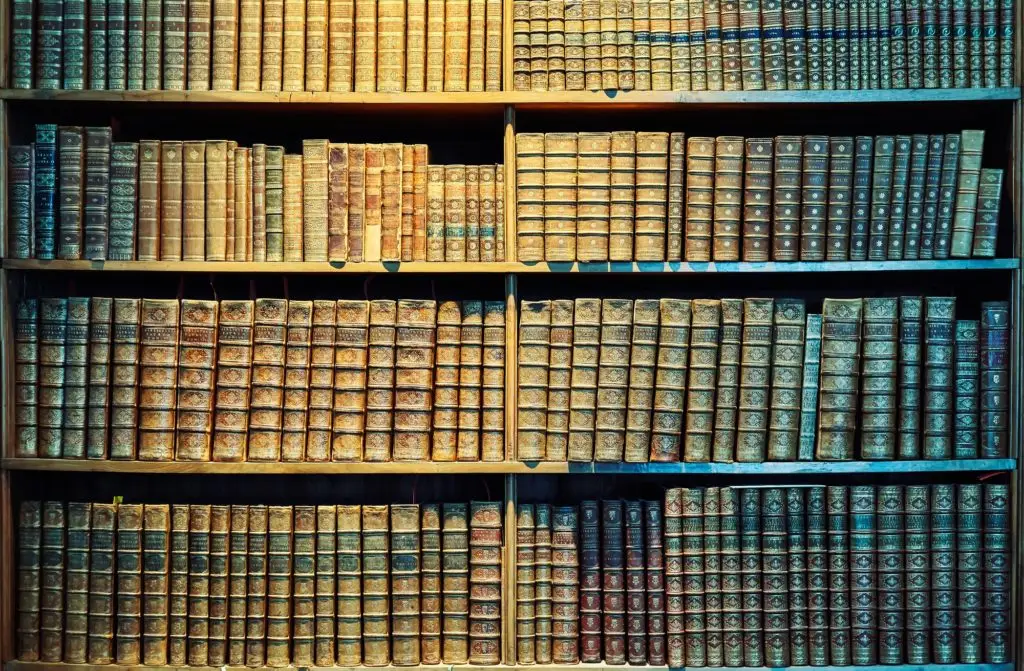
305, 301, 336, 461
87, 503, 117, 664
687, 299, 722, 463
442, 503, 470, 663
14, 300, 39, 456
685, 136, 715, 262
635, 132, 669, 261
767, 299, 806, 460
742, 138, 773, 261
7, 145, 33, 259
953, 320, 980, 458
265, 507, 293, 667
227, 506, 248, 665
481, 301, 506, 461
207, 507, 229, 664
394, 300, 437, 461
291, 507, 316, 665
106, 142, 139, 260
37, 298, 67, 458
923, 296, 955, 459
211, 300, 255, 462
63, 0, 87, 89
172, 299, 219, 462
848, 486, 876, 665
772, 136, 802, 261
930, 485, 956, 663
898, 296, 924, 459
203, 141, 228, 261
595, 299, 633, 461
979, 301, 1009, 458
933, 133, 961, 259
711, 299, 743, 462
365, 300, 397, 462
282, 301, 312, 461
186, 505, 212, 666
327, 144, 349, 261
860, 298, 898, 459
713, 137, 744, 261
816, 299, 863, 460
735, 298, 773, 462
167, 505, 189, 665
516, 134, 545, 261
785, 489, 808, 664
332, 300, 369, 462
576, 132, 612, 261
516, 504, 536, 663
33, 125, 58, 260
956, 485, 982, 662
433, 301, 462, 461
799, 135, 829, 260
543, 133, 578, 262
609, 131, 636, 261
650, 298, 691, 461
60, 297, 89, 458
567, 298, 600, 461
58, 126, 85, 260
38, 502, 65, 662
139, 504, 168, 664
579, 500, 602, 662
983, 484, 1010, 663
458, 301, 485, 460
469, 501, 502, 664
848, 136, 874, 260
420, 505, 442, 663
444, 0, 471, 90
518, 300, 551, 460
137, 299, 179, 461
739, 0, 764, 88
84, 298, 112, 458
950, 129, 985, 257
334, 506, 361, 665
552, 506, 580, 663
245, 506, 268, 666
649, 0, 670, 89
624, 300, 659, 461
601, 0, 619, 89
248, 299, 288, 461
63, 502, 90, 663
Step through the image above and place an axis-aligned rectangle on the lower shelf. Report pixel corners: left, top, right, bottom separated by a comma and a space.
4, 662, 1017, 671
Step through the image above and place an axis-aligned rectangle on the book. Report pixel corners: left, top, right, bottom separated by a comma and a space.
283, 154, 305, 260
898, 296, 924, 459
365, 300, 397, 462
158, 141, 183, 260
138, 299, 180, 461
38, 502, 65, 661
579, 500, 601, 662
63, 502, 91, 663
382, 144, 405, 260
762, 488, 789, 666
518, 300, 551, 460
291, 507, 315, 665
567, 298, 601, 461
742, 138, 773, 261
346, 145, 365, 262
265, 507, 292, 667
8, 145, 34, 259
867, 135, 895, 261
391, 300, 434, 461
650, 298, 691, 462
135, 139, 160, 260
442, 503, 469, 663
702, 489, 723, 665
426, 164, 446, 260
212, 300, 255, 461
167, 505, 189, 664
825, 486, 850, 665
301, 139, 329, 260
14, 300, 39, 456
632, 132, 669, 260
544, 133, 578, 261
954, 320, 980, 458
108, 298, 142, 458
207, 506, 229, 664
37, 298, 67, 458
983, 484, 1010, 663
644, 500, 667, 663
956, 484, 982, 662
458, 301, 485, 461
468, 501, 501, 664
735, 297, 774, 462
934, 133, 961, 259
282, 301, 313, 461
667, 133, 685, 260
903, 486, 929, 664
848, 135, 874, 260
686, 299, 721, 462
305, 300, 336, 461
248, 299, 288, 461
281, 0, 306, 90
446, 164, 469, 260
609, 131, 637, 261
685, 137, 715, 261
433, 301, 462, 461
174, 299, 219, 461
107, 142, 139, 260
545, 300, 574, 460
244, 505, 269, 665
332, 300, 369, 461
979, 301, 1009, 458
772, 136, 802, 261
767, 299, 806, 460
33, 125, 58, 260
58, 126, 85, 259
517, 504, 537, 663
186, 505, 212, 665
391, 505, 421, 664
816, 298, 863, 460
972, 168, 1002, 257
602, 500, 627, 663
577, 132, 612, 261
181, 141, 206, 261
186, 0, 211, 88
84, 298, 113, 458
83, 127, 112, 259
950, 129, 985, 257
859, 298, 898, 459
824, 138, 854, 259
919, 136, 944, 259
848, 486, 875, 665
595, 298, 633, 461
552, 506, 580, 663
533, 503, 552, 663
481, 301, 506, 462
421, 505, 442, 663
227, 506, 248, 665
799, 135, 829, 260
739, 489, 764, 665
785, 489, 808, 664
335, 505, 362, 665
444, 0, 471, 90
923, 296, 955, 459
711, 299, 741, 462
624, 300, 659, 461
86, 503, 117, 663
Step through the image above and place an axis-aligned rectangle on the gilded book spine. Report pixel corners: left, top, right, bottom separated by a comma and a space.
576, 132, 611, 261
248, 299, 288, 461
265, 146, 285, 261
159, 141, 183, 260
804, 488, 827, 664
848, 487, 875, 665
785, 490, 808, 665
885, 136, 912, 260
686, 299, 721, 462
108, 142, 139, 260
650, 298, 691, 461
979, 301, 1009, 458
702, 489, 722, 665
328, 0, 355, 90
469, 501, 501, 664
15, 300, 39, 456
739, 489, 763, 665
923, 296, 955, 459
420, 505, 442, 663
187, 505, 212, 666
667, 133, 685, 260
848, 136, 874, 260
364, 146, 384, 262
446, 164, 468, 261
824, 137, 854, 260
481, 301, 506, 461
735, 298, 774, 462
61, 297, 89, 458
252, 146, 267, 260
544, 133, 578, 261
567, 298, 600, 461
212, 301, 255, 462
302, 139, 330, 261
394, 300, 437, 461
685, 137, 715, 261
306, 0, 329, 90
762, 488, 789, 666
140, 504, 169, 664
595, 299, 633, 461
767, 299, 806, 460
58, 126, 85, 260
33, 125, 58, 260
799, 135, 829, 260
305, 300, 336, 461
37, 298, 67, 458
63, 502, 90, 663
898, 297, 923, 459
442, 503, 469, 663
983, 484, 1010, 663
401, 148, 415, 259
332, 300, 369, 461
930, 485, 955, 663
38, 502, 65, 662
136, 139, 160, 261
138, 299, 180, 461
365, 300, 397, 462
174, 299, 219, 462
382, 144, 404, 261
579, 501, 601, 662
8, 146, 33, 259
281, 0, 306, 90
181, 141, 205, 261
544, 300, 573, 461
719, 488, 742, 665
634, 132, 669, 261
245, 506, 268, 666
282, 301, 312, 461
825, 487, 850, 665
391, 505, 422, 664
433, 301, 462, 461
601, 500, 626, 663
455, 302, 484, 460
552, 506, 579, 663
518, 300, 551, 460
644, 500, 666, 664
772, 136, 802, 261
335, 505, 362, 665
346, 145, 365, 262
875, 486, 903, 664
972, 168, 1002, 257
227, 506, 247, 665
237, 0, 263, 88
934, 133, 961, 259
953, 320, 980, 458
207, 507, 230, 664
87, 504, 117, 664
426, 164, 445, 260
291, 507, 316, 665
955, 485, 982, 662
413, 147, 429, 260
742, 138, 773, 261
903, 135, 929, 259
83, 127, 111, 260
903, 486, 929, 664
167, 505, 188, 665
816, 298, 863, 461
624, 300, 659, 462
609, 131, 636, 261
867, 136, 895, 261
950, 129, 985, 257
187, 0, 212, 89
265, 507, 292, 667
84, 298, 113, 458
711, 299, 741, 462
283, 154, 305, 261
516, 134, 545, 261
859, 298, 898, 459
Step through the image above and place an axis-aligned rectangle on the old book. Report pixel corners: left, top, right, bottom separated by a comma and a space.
609, 131, 636, 261
374, 0, 405, 89
885, 135, 912, 260
282, 301, 312, 461
848, 136, 874, 260
825, 487, 851, 665
203, 141, 228, 260
414, 147, 430, 259
516, 134, 546, 261
265, 507, 292, 667
930, 485, 955, 663
485, 0, 502, 88
107, 299, 141, 458
685, 137, 715, 261
649, 299, 691, 461
663, 490, 684, 665
979, 301, 1009, 458
919, 135, 944, 259
82, 127, 112, 260
772, 136, 802, 261
156, 141, 183, 260
735, 298, 774, 462
325, 144, 351, 261
563, 298, 599, 461
934, 133, 961, 259
823, 137, 854, 260
551, 506, 579, 663
7, 145, 33, 259
236, 0, 263, 88
265, 146, 285, 261
107, 142, 139, 260
711, 299, 742, 463
713, 141, 753, 264
644, 500, 667, 664
291, 507, 316, 665
60, 297, 89, 458
33, 126, 58, 260
816, 298, 863, 460
784, 489, 807, 665
445, 164, 469, 261
37, 298, 67, 458
301, 140, 329, 261
62, 502, 91, 663
481, 301, 506, 461
426, 0, 446, 89
426, 164, 446, 260
742, 138, 773, 261
334, 505, 361, 665
391, 505, 422, 664
495, 166, 506, 260
635, 132, 670, 261
799, 135, 828, 260
283, 154, 305, 260
902, 486, 929, 664
166, 505, 189, 665
458, 301, 485, 460
534, 505, 553, 663
665, 133, 685, 260
248, 299, 288, 461
305, 300, 337, 461
186, 505, 212, 666
187, 0, 212, 89
767, 299, 806, 460
576, 132, 611, 261
401, 147, 416, 259
762, 488, 789, 666
518, 507, 537, 662
227, 506, 247, 665
546, 0, 567, 90
281, 0, 305, 90
445, 0, 471, 89
173, 299, 219, 461
542, 300, 573, 460
137, 299, 180, 461
136, 504, 169, 664
365, 300, 397, 462
532, 0, 551, 89
58, 127, 85, 260
972, 168, 1002, 257
361, 506, 390, 664
332, 300, 369, 461
867, 136, 895, 261
623, 300, 659, 461
442, 503, 469, 663
595, 299, 633, 461
860, 298, 898, 459
245, 506, 268, 666
683, 299, 721, 462
983, 484, 1010, 663
847, 486, 875, 665
923, 296, 955, 459
180, 141, 206, 261
346, 144, 365, 262
14, 300, 39, 456
33, 0, 64, 88
83, 298, 113, 458
518, 300, 551, 460
207, 507, 229, 664
251, 145, 266, 261
804, 487, 827, 664
38, 502, 64, 661
602, 500, 626, 663
328, 0, 355, 90
394, 300, 437, 460
433, 301, 462, 461
211, 301, 255, 461
421, 505, 442, 663
950, 129, 985, 257
135, 139, 160, 260
542, 134, 578, 261
469, 501, 502, 664
953, 320, 980, 459
87, 503, 117, 664
64, 0, 87, 89
624, 501, 647, 664
305, 0, 329, 90
894, 297, 925, 460
382, 144, 404, 261
365, 146, 385, 262
875, 486, 904, 664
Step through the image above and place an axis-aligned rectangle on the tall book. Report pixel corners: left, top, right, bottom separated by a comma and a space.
624, 300, 659, 461
552, 506, 580, 663
301, 140, 329, 260
167, 505, 188, 665
719, 488, 742, 666
527, 502, 549, 663
244, 506, 268, 666
391, 505, 421, 664
886, 136, 912, 260
420, 505, 442, 663
64, 502, 90, 663
159, 141, 184, 260
181, 141, 206, 261
381, 144, 404, 261
979, 301, 1009, 458
227, 506, 247, 665
481, 301, 506, 461
394, 300, 437, 461
328, 0, 356, 90
305, 300, 336, 461
685, 137, 715, 261
248, 299, 288, 461
712, 299, 742, 463
816, 299, 863, 460
426, 164, 446, 260
174, 299, 219, 461
956, 485, 982, 662
14, 300, 39, 456
186, 505, 212, 666
58, 126, 85, 260
265, 507, 292, 667
281, 0, 306, 90
930, 485, 956, 663
61, 296, 89, 458
567, 298, 600, 461
37, 298, 67, 458
140, 504, 169, 665
576, 132, 611, 261
953, 320, 980, 458
767, 299, 806, 460
903, 135, 929, 259
108, 142, 139, 260
187, 0, 212, 89
595, 298, 633, 461
761, 489, 789, 667
138, 299, 180, 461
983, 484, 1010, 663
328, 144, 350, 261
212, 300, 255, 462
265, 146, 285, 261
442, 503, 469, 663
291, 507, 316, 665
87, 503, 117, 664
933, 133, 961, 259
848, 136, 874, 260
848, 486, 875, 665
739, 489, 763, 666
742, 138, 773, 261
903, 486, 929, 664
85, 298, 113, 458
39, 502, 65, 662
433, 301, 462, 461
8, 145, 34, 260
735, 298, 773, 462
579, 500, 601, 662
602, 500, 627, 663
860, 298, 898, 459
825, 137, 854, 260
335, 505, 362, 665
33, 125, 58, 260
364, 147, 384, 261
283, 154, 305, 260
876, 487, 903, 664
664, 489, 684, 667
365, 300, 397, 462
207, 506, 229, 665
544, 133, 578, 261
923, 296, 955, 459
518, 300, 551, 460
635, 132, 669, 261
332, 300, 369, 461
458, 301, 485, 460
282, 301, 313, 461
867, 136, 895, 261
919, 135, 945, 259
772, 136, 802, 261
898, 297, 924, 459
516, 504, 536, 663
686, 299, 722, 462
804, 488, 827, 665
950, 129, 985, 257
516, 134, 546, 261
609, 131, 636, 261
137, 140, 160, 260
83, 127, 111, 260
667, 133, 685, 260
825, 486, 850, 665
702, 489, 723, 665
799, 135, 829, 260
650, 298, 691, 462
785, 489, 808, 665
469, 501, 502, 664
644, 500, 666, 664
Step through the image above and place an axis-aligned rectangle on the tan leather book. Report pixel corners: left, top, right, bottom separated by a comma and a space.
544, 133, 578, 261
442, 503, 470, 662
518, 300, 551, 460
516, 133, 546, 262
18, 500, 41, 659
457, 301, 485, 460
567, 298, 601, 461
713, 136, 743, 261
86, 298, 113, 459
159, 141, 183, 260
595, 298, 632, 461
426, 164, 446, 261
354, 0, 377, 90
742, 138, 773, 261
542, 300, 573, 460
395, 300, 438, 460
282, 300, 313, 461
261, 0, 284, 90
346, 144, 366, 262
710, 298, 740, 463
683, 299, 721, 462
211, 300, 254, 462
635, 132, 670, 261
186, 504, 212, 666
306, 300, 337, 461
468, 501, 502, 664
111, 503, 139, 664
381, 144, 404, 261
362, 505, 390, 664
365, 300, 397, 462
481, 301, 506, 461
244, 506, 268, 666
465, 165, 481, 260
426, 0, 446, 90
468, 0, 487, 90
335, 505, 362, 664
174, 299, 219, 461
599, 0, 618, 88
87, 503, 117, 664
237, 0, 263, 89
766, 299, 806, 461
577, 132, 611, 261
401, 147, 415, 260
433, 301, 462, 461
232, 148, 251, 261
327, 143, 350, 261
283, 154, 304, 261
534, 0, 553, 89
650, 298, 691, 461
187, 0, 213, 90
772, 135, 803, 261
140, 504, 169, 664
265, 506, 292, 667
291, 506, 315, 665
684, 136, 715, 262
816, 298, 864, 461
615, 0, 635, 90
495, 165, 506, 261
314, 506, 336, 665
513, 0, 532, 89
516, 504, 537, 663
478, 164, 497, 261
37, 298, 66, 459
137, 139, 161, 261
109, 299, 141, 459
485, 0, 502, 89
248, 299, 288, 461
182, 141, 207, 261
282, 0, 306, 90
445, 0, 471, 89
406, 0, 427, 90
392, 505, 422, 664
421, 504, 443, 662
207, 506, 229, 664
735, 298, 774, 462
413, 146, 429, 260
332, 300, 370, 461
377, 0, 406, 90
667, 132, 685, 261
204, 141, 228, 261
62, 297, 89, 458
364, 145, 384, 262
972, 167, 1002, 258
648, 0, 670, 89
445, 164, 468, 261
167, 505, 189, 664
859, 298, 898, 460
609, 131, 636, 261
138, 299, 180, 461
265, 146, 285, 260
302, 139, 329, 261
306, 0, 328, 90
225, 141, 237, 260
328, 0, 355, 90
227, 505, 248, 665
211, 0, 238, 89
624, 299, 659, 462
562, 0, 584, 89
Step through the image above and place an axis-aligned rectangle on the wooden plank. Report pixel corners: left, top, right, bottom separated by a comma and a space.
1, 259, 526, 273
501, 474, 517, 664
504, 274, 518, 461
0, 471, 13, 663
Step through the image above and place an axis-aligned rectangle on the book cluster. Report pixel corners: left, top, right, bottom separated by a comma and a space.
8, 125, 506, 263
517, 296, 1010, 462
15, 500, 503, 666
513, 0, 1017, 91
15, 297, 506, 462
10, 0, 504, 92
516, 484, 1011, 666
516, 130, 1003, 263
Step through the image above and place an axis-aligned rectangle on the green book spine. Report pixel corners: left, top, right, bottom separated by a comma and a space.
786, 489, 809, 665
876, 486, 904, 664
904, 486, 931, 664
956, 484, 983, 663
923, 296, 956, 459
719, 488, 743, 666
953, 320, 980, 458
983, 484, 1010, 663
859, 298, 898, 460
898, 297, 924, 459
930, 485, 956, 663
826, 486, 850, 665
848, 486, 876, 665
739, 489, 762, 666
761, 488, 789, 667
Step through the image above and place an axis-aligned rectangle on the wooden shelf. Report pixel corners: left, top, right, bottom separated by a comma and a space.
3, 258, 1017, 274
3, 457, 1013, 474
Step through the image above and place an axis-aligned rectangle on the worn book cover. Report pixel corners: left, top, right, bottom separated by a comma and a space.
211, 301, 255, 461
282, 301, 312, 461
332, 300, 369, 461
742, 138, 773, 261
923, 296, 955, 459
595, 299, 633, 461
433, 301, 462, 461
816, 298, 863, 460
685, 299, 721, 462
635, 132, 669, 261
860, 298, 898, 459
174, 299, 219, 461
650, 298, 691, 461
394, 300, 437, 460
305, 300, 337, 461
137, 299, 180, 461
458, 301, 485, 460
766, 299, 806, 460
772, 136, 802, 261
248, 299, 288, 460
685, 137, 715, 261
519, 300, 551, 460
481, 301, 506, 461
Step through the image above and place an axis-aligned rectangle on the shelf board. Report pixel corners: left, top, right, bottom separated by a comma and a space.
3, 457, 1014, 474
4, 662, 1017, 671
3, 258, 1018, 274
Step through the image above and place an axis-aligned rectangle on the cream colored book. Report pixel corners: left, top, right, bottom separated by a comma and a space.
354, 0, 377, 91
468, 0, 487, 90
518, 300, 551, 460
377, 0, 407, 91
333, 301, 369, 461
328, 0, 356, 90
432, 301, 462, 461
233, 148, 251, 261
364, 145, 384, 261
426, 0, 447, 90
407, 0, 428, 90
306, 0, 328, 90
283, 154, 304, 261
211, 0, 238, 89
485, 0, 502, 89
445, 0, 470, 89
283, 0, 306, 91
261, 0, 285, 90
205, 140, 228, 261
238, 0, 263, 89
303, 140, 330, 261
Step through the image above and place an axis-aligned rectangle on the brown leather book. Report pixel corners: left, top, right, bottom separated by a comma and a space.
17, 501, 41, 661
109, 299, 142, 459
552, 506, 580, 663
458, 301, 485, 460
212, 300, 255, 462
442, 502, 469, 663
391, 505, 422, 664
265, 506, 293, 667
249, 298, 288, 461
365, 300, 397, 462
85, 298, 113, 459
63, 502, 90, 663
314, 506, 336, 665
187, 504, 212, 666
433, 301, 462, 461
469, 501, 502, 664
292, 506, 316, 665
685, 299, 722, 462
137, 138, 160, 261
167, 505, 189, 664
519, 300, 552, 460
140, 504, 169, 664
282, 300, 313, 461
481, 301, 506, 461
465, 165, 481, 261
534, 505, 553, 663
421, 504, 443, 663
204, 140, 229, 261
14, 300, 39, 457
713, 136, 744, 261
160, 141, 184, 260
595, 298, 633, 462
39, 506, 63, 658
207, 506, 229, 664
62, 297, 90, 458
328, 143, 350, 261
335, 505, 362, 665
650, 298, 691, 461
413, 145, 430, 260
799, 135, 829, 261
667, 133, 685, 261
685, 137, 716, 262
182, 141, 207, 261
735, 297, 774, 462
544, 133, 578, 262
546, 300, 574, 460
742, 139, 773, 262
232, 148, 252, 261
635, 132, 670, 261
174, 299, 219, 461
364, 145, 384, 262
767, 299, 806, 461
567, 298, 601, 462
401, 146, 416, 260
516, 504, 537, 663
624, 300, 660, 462
923, 296, 955, 459
577, 132, 612, 261
825, 137, 854, 261
772, 136, 803, 261
664, 489, 684, 666
516, 133, 546, 262
395, 300, 438, 461
87, 503, 118, 664
227, 505, 248, 665
362, 505, 390, 665
426, 164, 447, 261
860, 298, 899, 460
709, 298, 741, 463
37, 299, 66, 459
245, 506, 268, 666
347, 144, 366, 262
138, 299, 180, 461
381, 144, 404, 262
610, 131, 637, 261
306, 300, 337, 462
283, 154, 305, 261
816, 298, 864, 461
332, 300, 369, 461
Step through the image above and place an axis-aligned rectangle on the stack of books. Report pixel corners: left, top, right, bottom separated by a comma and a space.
10, 0, 503, 92
516, 483, 1011, 666
512, 0, 1016, 91
8, 125, 506, 262
517, 296, 1010, 462
516, 130, 1002, 262
14, 297, 506, 462
15, 500, 504, 665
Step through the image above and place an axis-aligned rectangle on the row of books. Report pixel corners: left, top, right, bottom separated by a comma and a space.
515, 130, 1001, 263
517, 297, 1010, 462
515, 484, 1011, 666
10, 0, 504, 92
9, 125, 507, 262
14, 297, 507, 462
15, 500, 504, 666
512, 0, 1016, 91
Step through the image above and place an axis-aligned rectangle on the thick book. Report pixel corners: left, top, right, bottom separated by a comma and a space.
875, 486, 903, 664
898, 296, 924, 459
458, 301, 485, 460
244, 506, 268, 666
481, 301, 506, 462
442, 503, 469, 663
140, 504, 169, 664
14, 300, 39, 456
979, 301, 1009, 458
544, 300, 573, 460
848, 486, 875, 665
953, 320, 980, 458
518, 300, 551, 460
107, 142, 139, 260
624, 300, 659, 461
902, 486, 929, 664
86, 503, 116, 664
207, 506, 229, 664
61, 297, 89, 458
332, 300, 369, 461
739, 489, 763, 666
761, 489, 789, 667
280, 0, 305, 91
624, 501, 646, 664
364, 147, 384, 261
305, 300, 337, 462
767, 299, 806, 460
83, 127, 111, 260
666, 133, 685, 260
983, 483, 1010, 663
38, 502, 65, 662
167, 505, 189, 664
785, 489, 808, 665
291, 507, 315, 665
433, 301, 462, 461
346, 145, 365, 261
711, 299, 742, 463
85, 298, 113, 458
923, 296, 955, 459
8, 145, 33, 259
186, 505, 212, 666
772, 136, 802, 261
804, 487, 827, 665
181, 141, 206, 261
334, 505, 361, 665
930, 485, 956, 663
579, 500, 602, 662
265, 507, 292, 667
517, 504, 537, 663
956, 484, 982, 662
742, 138, 773, 261
567, 298, 601, 461
799, 135, 829, 260
595, 298, 633, 461
735, 297, 774, 462
137, 299, 180, 461
902, 135, 929, 259
635, 132, 669, 261
950, 129, 985, 257
860, 298, 898, 459
391, 505, 421, 664
365, 300, 397, 462
552, 506, 580, 663
644, 500, 666, 664
211, 300, 255, 462
609, 131, 636, 261
394, 300, 437, 461
711, 137, 744, 262
576, 132, 612, 261
650, 298, 691, 462
282, 301, 313, 461
816, 298, 863, 460
469, 502, 502, 664
248, 299, 288, 461
825, 487, 850, 665
63, 502, 91, 663
174, 299, 219, 461
719, 488, 742, 666
544, 133, 578, 262
686, 299, 721, 462
301, 140, 330, 261
58, 126, 85, 260
37, 298, 67, 458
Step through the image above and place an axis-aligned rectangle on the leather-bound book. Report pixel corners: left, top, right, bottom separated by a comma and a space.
614, 0, 634, 91
602, 500, 627, 664
327, 0, 355, 91
207, 506, 230, 664
956, 485, 982, 662
579, 500, 602, 662
685, 299, 721, 462
299, 140, 329, 261
413, 147, 430, 260
38, 502, 65, 661
563, 0, 585, 89
702, 489, 723, 665
552, 506, 580, 663
979, 301, 1009, 458
381, 145, 404, 261
426, 164, 446, 260
665, 133, 685, 260
478, 163, 497, 261
138, 504, 168, 664
405, 0, 426, 91
227, 506, 248, 665
237, 0, 263, 89
394, 300, 438, 461
168, 505, 189, 665
772, 136, 802, 261
848, 136, 874, 261
543, 133, 578, 261
305, 0, 329, 90
135, 140, 160, 260
972, 168, 1002, 258
174, 299, 219, 461
391, 505, 421, 664
624, 501, 646, 664
458, 301, 484, 460
7, 145, 33, 260
664, 489, 684, 666
291, 507, 316, 665
108, 142, 140, 259
186, 505, 212, 666
919, 135, 944, 259
684, 490, 709, 665
903, 135, 929, 259
600, 0, 618, 89
9, 0, 34, 88
15, 300, 39, 456
644, 500, 666, 664
848, 486, 876, 665
245, 506, 268, 666
933, 133, 961, 259
335, 505, 362, 665
886, 135, 912, 260
609, 131, 636, 261
923, 296, 955, 459
365, 300, 397, 462
930, 485, 955, 663
158, 141, 183, 260
37, 298, 67, 458
785, 489, 808, 665
739, 489, 764, 666
265, 146, 285, 261
327, 144, 349, 261
761, 489, 789, 667
735, 298, 773, 462
265, 507, 293, 667
33, 0, 64, 88
186, 0, 212, 90
483, 0, 502, 91
953, 320, 980, 458
516, 134, 546, 261
742, 138, 773, 261
902, 486, 930, 663
305, 300, 337, 462
210, 0, 239, 87
859, 298, 898, 460
711, 299, 744, 463
283, 154, 305, 261
766, 299, 805, 461
519, 300, 551, 460
824, 136, 854, 260
442, 503, 469, 663
469, 501, 502, 664
685, 136, 715, 262
649, 0, 670, 89
401, 149, 416, 259
513, 0, 532, 88
517, 504, 537, 662
898, 296, 923, 459
64, 0, 87, 88
212, 300, 255, 462
816, 298, 863, 461
433, 301, 462, 461
624, 300, 659, 461
61, 297, 89, 458
465, 165, 481, 260
282, 300, 312, 461
739, 0, 765, 88
983, 483, 1010, 663
84, 298, 113, 458
332, 300, 369, 461
444, 0, 470, 90
576, 132, 612, 261
650, 298, 691, 462
567, 298, 600, 461
62, 502, 90, 663
58, 127, 85, 260
311, 507, 336, 665
248, 299, 288, 461
804, 487, 827, 664
181, 141, 206, 261
421, 505, 442, 663
867, 136, 895, 261
33, 125, 58, 260
87, 503, 117, 664
137, 299, 180, 461
481, 301, 506, 461
718, 488, 742, 666
875, 486, 903, 664
669, 0, 691, 91
595, 299, 633, 461
781, 0, 807, 88
83, 127, 112, 260
635, 132, 670, 261
713, 136, 744, 261
280, 0, 305, 91
799, 135, 828, 261
950, 129, 985, 257
825, 486, 850, 665
204, 140, 229, 261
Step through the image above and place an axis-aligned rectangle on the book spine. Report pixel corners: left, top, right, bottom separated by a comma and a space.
616, 0, 634, 89
62, 502, 91, 662
85, 297, 113, 458
478, 163, 497, 260
136, 140, 161, 260
516, 504, 537, 663
35, 0, 63, 90
903, 486, 929, 664
923, 296, 955, 459
649, 0, 670, 88
14, 300, 40, 456
799, 135, 828, 260
816, 299, 863, 460
847, 135, 873, 260
701, 489, 722, 664
552, 506, 580, 663
761, 489, 789, 666
825, 486, 851, 665
457, 301, 485, 460
283, 154, 304, 260
742, 138, 772, 261
38, 502, 65, 661
543, 133, 577, 261
442, 503, 469, 663
950, 129, 985, 257
481, 301, 506, 461
718, 488, 742, 665
186, 505, 212, 665
979, 301, 1009, 458
166, 505, 189, 664
735, 298, 773, 462
328, 0, 355, 90
433, 301, 461, 461
305, 301, 336, 461
261, 0, 284, 90
711, 299, 741, 462
109, 299, 141, 458
406, 0, 427, 91
711, 136, 743, 261
126, 0, 144, 88
848, 486, 876, 665
444, 0, 471, 90
601, 501, 626, 663
903, 135, 929, 259
381, 144, 403, 257
281, 0, 305, 90
567, 298, 601, 461
608, 131, 636, 261
62, 297, 90, 457
158, 141, 183, 260
401, 147, 415, 260
306, 0, 329, 90
624, 300, 659, 461
485, 0, 502, 89
413, 146, 429, 260
181, 141, 206, 261
245, 506, 268, 666
291, 507, 316, 665
237, 0, 263, 88
930, 485, 955, 663
83, 127, 112, 259
772, 135, 802, 261
898, 296, 924, 458
859, 298, 898, 459
211, 300, 255, 462
634, 132, 669, 260
282, 300, 312, 461
265, 507, 293, 667
57, 126, 84, 260
425, 0, 446, 90
495, 165, 505, 261
687, 299, 721, 462
650, 298, 691, 462
518, 300, 551, 460
62, 0, 86, 89
445, 163, 468, 261
142, 0, 161, 88
8, 145, 33, 259
954, 319, 980, 458
934, 133, 961, 259
37, 298, 67, 458
160, 0, 185, 88
332, 300, 370, 461
420, 505, 442, 663
867, 135, 895, 261
983, 484, 1010, 663
207, 506, 230, 664
601, 0, 619, 88
426, 164, 446, 260
516, 134, 545, 261
595, 299, 633, 461
138, 504, 168, 664
468, 501, 502, 664
365, 147, 385, 261
875, 486, 904, 664
465, 165, 481, 260
972, 168, 1002, 257
467, 0, 487, 90
784, 490, 808, 664
390, 505, 422, 664
918, 135, 944, 258
227, 506, 248, 665
579, 500, 602, 662
394, 300, 437, 461
302, 139, 330, 261
956, 483, 981, 661
247, 299, 288, 461
997, 0, 1012, 85
824, 136, 853, 260
766, 299, 806, 460
233, 148, 250, 261
86, 503, 117, 664
365, 300, 397, 462
10, 0, 35, 88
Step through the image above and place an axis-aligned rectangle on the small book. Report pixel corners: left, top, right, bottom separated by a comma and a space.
816, 299, 863, 461
282, 300, 313, 461
624, 300, 659, 462
244, 506, 268, 666
433, 301, 462, 461
33, 125, 58, 260
281, 0, 306, 90
799, 135, 828, 260
248, 298, 288, 461
365, 300, 397, 462
735, 298, 774, 462
305, 300, 337, 461
595, 298, 633, 461
950, 129, 985, 257
897, 296, 923, 459
742, 138, 773, 262
85, 298, 113, 458
979, 301, 1009, 458
972, 168, 1002, 257
609, 131, 637, 261
848, 136, 874, 261
825, 487, 850, 665
923, 296, 955, 459
576, 132, 612, 261
685, 136, 714, 261
332, 300, 369, 461
650, 298, 691, 462
953, 320, 980, 458
634, 132, 670, 261
39, 502, 65, 662
711, 299, 741, 463
137, 299, 180, 461
859, 298, 898, 459
518, 300, 552, 460
394, 300, 437, 461
14, 300, 39, 456
772, 136, 802, 261
174, 299, 219, 461
211, 300, 255, 462
265, 507, 293, 667
867, 136, 895, 261
766, 299, 806, 461
391, 505, 422, 664
686, 299, 722, 463
546, 300, 574, 460
481, 301, 506, 462
544, 133, 578, 262
291, 507, 316, 665
335, 505, 362, 665
207, 506, 229, 664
